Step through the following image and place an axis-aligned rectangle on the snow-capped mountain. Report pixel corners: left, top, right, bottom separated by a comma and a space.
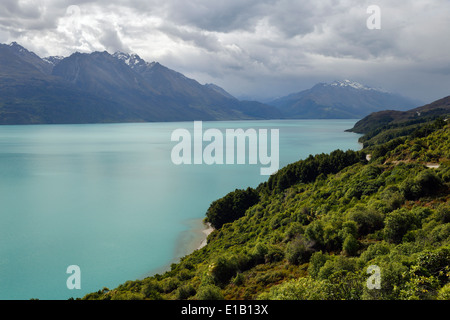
0, 41, 422, 124
43, 56, 65, 66
111, 51, 281, 120
269, 80, 421, 119
0, 42, 281, 124
112, 52, 156, 72
328, 79, 373, 90
327, 79, 389, 93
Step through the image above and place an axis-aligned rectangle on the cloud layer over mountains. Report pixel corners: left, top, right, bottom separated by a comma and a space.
0, 0, 449, 102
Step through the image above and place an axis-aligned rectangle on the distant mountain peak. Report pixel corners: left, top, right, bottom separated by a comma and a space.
4, 41, 53, 75
113, 51, 155, 69
269, 79, 421, 119
43, 56, 65, 66
7, 42, 41, 58
8, 41, 31, 54
326, 79, 373, 91
8, 41, 23, 48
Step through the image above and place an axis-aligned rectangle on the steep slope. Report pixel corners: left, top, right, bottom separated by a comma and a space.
270, 80, 420, 119
0, 44, 45, 78
113, 52, 228, 102
81, 108, 450, 301
204, 83, 237, 100
112, 51, 282, 120
0, 45, 133, 124
4, 42, 53, 75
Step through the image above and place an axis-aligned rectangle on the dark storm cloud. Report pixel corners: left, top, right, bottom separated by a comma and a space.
158, 22, 222, 53
161, 0, 269, 32
0, 0, 43, 19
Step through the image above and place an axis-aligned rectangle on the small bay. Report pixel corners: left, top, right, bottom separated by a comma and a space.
0, 120, 360, 299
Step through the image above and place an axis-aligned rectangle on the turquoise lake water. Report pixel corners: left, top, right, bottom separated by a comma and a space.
0, 120, 361, 300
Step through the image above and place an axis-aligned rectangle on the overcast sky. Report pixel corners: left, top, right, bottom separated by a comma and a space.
0, 0, 449, 103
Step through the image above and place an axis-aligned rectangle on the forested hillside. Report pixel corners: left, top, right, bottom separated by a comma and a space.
82, 115, 450, 301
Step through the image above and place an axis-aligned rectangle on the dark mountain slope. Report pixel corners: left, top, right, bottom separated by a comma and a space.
349, 95, 450, 134
0, 43, 281, 124
0, 46, 134, 124
112, 52, 282, 120
3, 42, 53, 75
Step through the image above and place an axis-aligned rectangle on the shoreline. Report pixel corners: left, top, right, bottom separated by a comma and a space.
140, 218, 214, 279
197, 221, 214, 250
175, 218, 214, 255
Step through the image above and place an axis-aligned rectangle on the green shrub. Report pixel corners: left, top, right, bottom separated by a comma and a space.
437, 283, 450, 300
259, 277, 331, 300
308, 251, 329, 279
400, 274, 441, 300
359, 242, 391, 264
209, 256, 238, 285
343, 234, 359, 256
384, 209, 418, 243
141, 280, 163, 300
426, 223, 450, 244
348, 208, 384, 236
401, 170, 444, 200
232, 273, 245, 286
436, 205, 450, 223
206, 187, 259, 229
251, 243, 268, 265
339, 220, 358, 240
284, 221, 304, 240
254, 270, 286, 286
265, 245, 285, 263
111, 292, 144, 300
399, 247, 450, 299
195, 285, 224, 300
304, 220, 325, 248
414, 246, 450, 283
161, 277, 180, 293
326, 271, 364, 300
415, 170, 444, 196
317, 255, 357, 281
285, 237, 313, 265
381, 188, 405, 212
177, 269, 193, 281
176, 284, 196, 300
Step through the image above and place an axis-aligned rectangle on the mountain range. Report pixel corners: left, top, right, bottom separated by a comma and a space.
0, 42, 281, 124
268, 79, 421, 119
0, 42, 422, 124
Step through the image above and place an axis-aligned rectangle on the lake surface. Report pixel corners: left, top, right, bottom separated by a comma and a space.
0, 120, 361, 300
